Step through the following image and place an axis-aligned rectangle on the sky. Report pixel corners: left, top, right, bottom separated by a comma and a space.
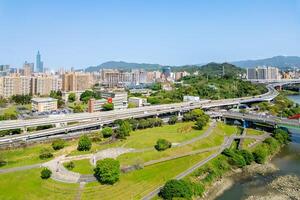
0, 0, 299, 69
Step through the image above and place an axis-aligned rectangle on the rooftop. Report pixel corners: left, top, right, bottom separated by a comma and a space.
31, 97, 57, 103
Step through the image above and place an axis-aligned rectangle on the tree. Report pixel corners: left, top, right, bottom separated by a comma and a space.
195, 117, 206, 130
102, 103, 114, 111
73, 103, 85, 113
68, 92, 76, 102
116, 121, 132, 139
273, 128, 290, 144
64, 161, 75, 170
94, 158, 120, 184
101, 127, 113, 138
11, 94, 32, 105
52, 139, 65, 150
39, 148, 53, 160
168, 115, 178, 125
77, 135, 92, 151
253, 145, 269, 164
155, 139, 172, 151
80, 90, 100, 103
239, 149, 254, 165
159, 179, 193, 200
41, 168, 52, 179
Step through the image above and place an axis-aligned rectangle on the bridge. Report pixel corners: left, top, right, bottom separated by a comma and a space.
0, 80, 299, 146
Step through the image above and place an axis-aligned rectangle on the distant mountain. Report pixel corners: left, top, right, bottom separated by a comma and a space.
230, 56, 300, 69
172, 62, 245, 77
85, 61, 163, 72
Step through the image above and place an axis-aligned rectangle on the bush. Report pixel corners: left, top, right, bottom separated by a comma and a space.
253, 144, 269, 164
40, 168, 52, 179
64, 161, 75, 170
159, 179, 193, 200
239, 149, 254, 165
52, 139, 65, 150
263, 137, 279, 154
168, 115, 178, 125
102, 103, 114, 111
39, 148, 53, 160
273, 128, 290, 144
101, 127, 113, 138
94, 158, 120, 184
222, 149, 246, 167
155, 139, 172, 151
77, 135, 92, 151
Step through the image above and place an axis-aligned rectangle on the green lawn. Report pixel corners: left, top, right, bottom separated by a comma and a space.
243, 138, 256, 149
65, 159, 94, 175
117, 122, 237, 166
0, 168, 79, 200
82, 152, 214, 200
246, 128, 264, 136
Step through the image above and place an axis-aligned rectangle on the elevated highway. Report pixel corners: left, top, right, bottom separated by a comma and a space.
0, 80, 299, 145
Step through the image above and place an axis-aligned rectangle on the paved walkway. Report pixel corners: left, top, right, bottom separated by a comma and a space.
0, 163, 42, 174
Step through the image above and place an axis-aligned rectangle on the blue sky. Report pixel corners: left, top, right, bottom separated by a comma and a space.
0, 0, 299, 69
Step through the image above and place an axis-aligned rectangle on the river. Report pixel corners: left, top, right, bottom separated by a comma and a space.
216, 94, 300, 200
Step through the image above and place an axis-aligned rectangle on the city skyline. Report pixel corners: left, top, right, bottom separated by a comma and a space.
0, 0, 299, 69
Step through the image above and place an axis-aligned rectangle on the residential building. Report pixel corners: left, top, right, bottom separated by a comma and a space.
62, 72, 93, 92
23, 62, 34, 76
0, 65, 10, 76
31, 97, 57, 112
247, 66, 280, 80
31, 75, 61, 96
0, 75, 31, 98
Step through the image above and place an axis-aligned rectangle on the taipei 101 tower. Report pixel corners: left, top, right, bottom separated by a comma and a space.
36, 51, 44, 73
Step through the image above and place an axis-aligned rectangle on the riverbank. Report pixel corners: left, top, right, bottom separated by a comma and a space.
199, 162, 279, 200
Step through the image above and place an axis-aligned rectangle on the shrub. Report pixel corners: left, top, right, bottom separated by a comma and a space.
64, 161, 75, 170
263, 137, 279, 154
155, 139, 172, 151
159, 179, 193, 200
102, 103, 114, 111
222, 149, 246, 167
52, 139, 65, 150
77, 135, 92, 151
39, 148, 53, 160
253, 144, 269, 164
168, 115, 178, 125
273, 128, 290, 144
239, 149, 254, 165
40, 168, 52, 179
101, 127, 113, 138
94, 158, 120, 184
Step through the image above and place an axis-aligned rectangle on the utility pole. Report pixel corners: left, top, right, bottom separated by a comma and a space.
222, 65, 225, 77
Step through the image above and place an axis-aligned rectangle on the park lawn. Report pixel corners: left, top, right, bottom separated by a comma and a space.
82, 151, 214, 200
0, 140, 78, 169
66, 159, 94, 175
0, 168, 79, 200
246, 128, 265, 136
117, 122, 237, 166
0, 104, 31, 115
68, 122, 210, 156
243, 138, 256, 149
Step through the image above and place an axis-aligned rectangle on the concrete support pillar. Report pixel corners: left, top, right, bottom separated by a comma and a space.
224, 118, 227, 124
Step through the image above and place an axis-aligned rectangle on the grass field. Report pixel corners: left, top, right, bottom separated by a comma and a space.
82, 152, 214, 200
246, 128, 265, 136
66, 159, 94, 174
0, 168, 79, 200
117, 122, 238, 166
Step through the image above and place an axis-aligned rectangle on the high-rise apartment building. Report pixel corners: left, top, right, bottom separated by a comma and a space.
23, 62, 34, 76
247, 66, 280, 80
0, 75, 31, 98
0, 65, 10, 76
62, 72, 93, 92
36, 51, 44, 73
31, 75, 61, 96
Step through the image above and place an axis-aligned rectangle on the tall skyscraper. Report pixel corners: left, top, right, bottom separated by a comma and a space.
36, 51, 44, 73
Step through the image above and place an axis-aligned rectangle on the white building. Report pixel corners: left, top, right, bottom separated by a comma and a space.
247, 66, 280, 80
31, 97, 58, 112
183, 95, 200, 102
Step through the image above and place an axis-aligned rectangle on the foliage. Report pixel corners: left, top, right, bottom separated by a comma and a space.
0, 154, 7, 167
239, 149, 254, 165
50, 90, 64, 108
263, 137, 279, 154
151, 83, 162, 91
68, 92, 76, 102
102, 103, 114, 111
51, 139, 65, 150
39, 148, 53, 160
155, 139, 172, 151
77, 135, 92, 151
183, 109, 209, 122
72, 103, 85, 113
80, 90, 101, 103
115, 120, 132, 139
168, 115, 178, 125
36, 125, 53, 131
252, 144, 269, 164
101, 127, 113, 138
11, 94, 32, 105
94, 158, 120, 184
64, 161, 75, 170
127, 102, 137, 108
0, 128, 21, 137
40, 168, 52, 179
159, 179, 193, 200
273, 128, 290, 144
222, 149, 247, 167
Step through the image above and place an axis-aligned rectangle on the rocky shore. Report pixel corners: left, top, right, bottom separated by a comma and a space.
246, 175, 300, 200
199, 163, 279, 200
